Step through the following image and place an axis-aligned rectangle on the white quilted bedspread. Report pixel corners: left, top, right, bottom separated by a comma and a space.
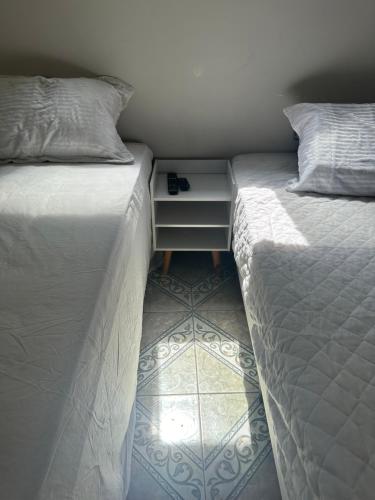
232, 153, 375, 500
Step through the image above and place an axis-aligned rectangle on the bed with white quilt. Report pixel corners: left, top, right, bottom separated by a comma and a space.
232, 153, 375, 500
0, 142, 152, 500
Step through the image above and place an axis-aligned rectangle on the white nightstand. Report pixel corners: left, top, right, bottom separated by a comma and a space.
150, 159, 234, 273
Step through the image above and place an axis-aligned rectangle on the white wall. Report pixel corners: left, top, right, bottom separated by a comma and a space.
1, 0, 375, 157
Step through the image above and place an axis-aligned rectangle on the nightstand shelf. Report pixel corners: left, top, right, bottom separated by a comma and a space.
154, 173, 232, 201
156, 227, 229, 251
155, 201, 231, 227
150, 159, 234, 271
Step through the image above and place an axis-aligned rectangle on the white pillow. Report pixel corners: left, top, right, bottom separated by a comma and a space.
284, 103, 375, 196
0, 75, 134, 164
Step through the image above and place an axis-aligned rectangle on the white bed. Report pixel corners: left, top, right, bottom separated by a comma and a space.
232, 153, 375, 500
0, 143, 152, 500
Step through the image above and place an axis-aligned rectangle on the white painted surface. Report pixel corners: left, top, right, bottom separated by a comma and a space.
154, 173, 231, 201
151, 159, 233, 250
1, 0, 375, 157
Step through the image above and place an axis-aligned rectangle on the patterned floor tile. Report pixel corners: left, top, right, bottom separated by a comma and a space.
128, 458, 174, 500
129, 252, 281, 500
139, 345, 198, 396
191, 267, 237, 308
144, 280, 191, 312
141, 312, 191, 349
150, 270, 194, 306
195, 346, 257, 394
194, 314, 258, 392
235, 453, 282, 500
196, 310, 252, 349
137, 315, 195, 395
199, 393, 273, 500
196, 275, 244, 311
132, 395, 205, 499
145, 252, 240, 314
168, 251, 215, 285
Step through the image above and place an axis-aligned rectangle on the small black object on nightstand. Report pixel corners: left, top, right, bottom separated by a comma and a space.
167, 172, 179, 195
178, 177, 190, 191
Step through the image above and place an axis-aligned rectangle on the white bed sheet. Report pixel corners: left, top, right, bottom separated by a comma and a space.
232, 153, 375, 500
0, 143, 152, 500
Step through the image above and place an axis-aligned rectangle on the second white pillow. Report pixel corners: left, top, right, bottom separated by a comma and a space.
284, 102, 375, 196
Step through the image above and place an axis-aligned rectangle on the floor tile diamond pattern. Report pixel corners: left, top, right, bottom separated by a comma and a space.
128, 252, 281, 500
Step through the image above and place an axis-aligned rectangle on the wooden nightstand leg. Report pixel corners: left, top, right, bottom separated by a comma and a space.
162, 251, 173, 274
211, 251, 221, 269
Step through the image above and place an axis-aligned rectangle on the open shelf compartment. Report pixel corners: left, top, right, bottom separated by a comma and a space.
155, 201, 231, 227
154, 173, 231, 201
155, 227, 229, 251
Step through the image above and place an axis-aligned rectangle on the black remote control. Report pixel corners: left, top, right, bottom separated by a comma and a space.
178, 177, 190, 191
167, 172, 179, 195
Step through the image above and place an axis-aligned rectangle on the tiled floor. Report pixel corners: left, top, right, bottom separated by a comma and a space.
128, 252, 281, 500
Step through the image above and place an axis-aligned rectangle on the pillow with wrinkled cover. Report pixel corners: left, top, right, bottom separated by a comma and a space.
284, 103, 375, 196
0, 75, 134, 164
